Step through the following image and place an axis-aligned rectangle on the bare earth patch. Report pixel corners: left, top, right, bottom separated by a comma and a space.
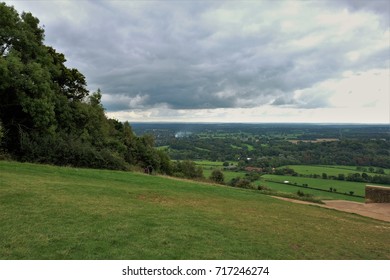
272, 196, 390, 222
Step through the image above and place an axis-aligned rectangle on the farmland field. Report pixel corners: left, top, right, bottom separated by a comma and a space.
258, 179, 365, 202
1, 161, 389, 259
261, 175, 369, 198
202, 169, 244, 183
284, 165, 390, 176
198, 162, 389, 202
194, 160, 225, 167
195, 161, 241, 182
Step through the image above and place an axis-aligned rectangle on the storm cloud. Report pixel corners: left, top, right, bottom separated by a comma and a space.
5, 0, 389, 122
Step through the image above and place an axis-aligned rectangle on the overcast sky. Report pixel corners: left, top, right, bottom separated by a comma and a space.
5, 0, 390, 123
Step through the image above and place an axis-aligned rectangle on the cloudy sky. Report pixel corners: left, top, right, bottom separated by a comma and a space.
5, 0, 390, 123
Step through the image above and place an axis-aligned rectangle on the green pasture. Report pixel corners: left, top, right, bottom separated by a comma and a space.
243, 144, 254, 151
195, 160, 240, 182
258, 180, 364, 202
156, 145, 169, 150
331, 165, 390, 174
261, 174, 372, 198
194, 160, 225, 167
284, 165, 390, 176
1, 161, 389, 259
202, 169, 245, 183
230, 144, 254, 151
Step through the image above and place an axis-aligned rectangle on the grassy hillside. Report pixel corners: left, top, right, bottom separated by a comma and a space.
0, 161, 389, 260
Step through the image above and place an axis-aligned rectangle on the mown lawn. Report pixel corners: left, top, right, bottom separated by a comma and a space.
0, 161, 389, 259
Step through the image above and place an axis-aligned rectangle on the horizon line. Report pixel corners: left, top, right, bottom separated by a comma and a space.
128, 121, 390, 125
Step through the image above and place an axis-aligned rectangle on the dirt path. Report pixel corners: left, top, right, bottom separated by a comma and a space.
272, 196, 390, 222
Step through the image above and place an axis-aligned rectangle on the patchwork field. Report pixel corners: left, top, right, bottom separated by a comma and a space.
0, 161, 389, 259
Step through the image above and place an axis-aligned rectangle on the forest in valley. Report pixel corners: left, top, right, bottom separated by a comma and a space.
133, 123, 390, 169
132, 123, 390, 186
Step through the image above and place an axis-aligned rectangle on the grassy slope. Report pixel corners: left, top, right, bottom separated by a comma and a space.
0, 161, 389, 260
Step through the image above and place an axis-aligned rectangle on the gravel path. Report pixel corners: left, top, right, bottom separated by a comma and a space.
272, 196, 390, 222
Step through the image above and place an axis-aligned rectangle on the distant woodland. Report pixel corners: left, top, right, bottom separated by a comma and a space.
133, 123, 390, 169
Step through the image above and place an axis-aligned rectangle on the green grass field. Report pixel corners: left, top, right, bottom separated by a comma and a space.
195, 161, 241, 182
202, 169, 244, 183
194, 160, 225, 167
1, 161, 389, 259
260, 174, 371, 201
284, 165, 390, 176
258, 180, 364, 202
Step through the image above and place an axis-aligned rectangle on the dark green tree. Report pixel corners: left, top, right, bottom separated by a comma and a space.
209, 169, 224, 184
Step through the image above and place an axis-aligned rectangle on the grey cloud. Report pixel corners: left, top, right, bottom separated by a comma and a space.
5, 0, 389, 112
332, 0, 390, 24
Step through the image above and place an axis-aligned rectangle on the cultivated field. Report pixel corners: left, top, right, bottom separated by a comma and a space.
0, 161, 389, 259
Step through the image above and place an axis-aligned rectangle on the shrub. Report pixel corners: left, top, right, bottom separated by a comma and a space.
258, 185, 271, 191
19, 131, 129, 170
297, 190, 305, 197
297, 190, 313, 198
235, 179, 252, 189
173, 160, 204, 179
209, 169, 225, 184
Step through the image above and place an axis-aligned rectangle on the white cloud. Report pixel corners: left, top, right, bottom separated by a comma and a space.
328, 69, 389, 109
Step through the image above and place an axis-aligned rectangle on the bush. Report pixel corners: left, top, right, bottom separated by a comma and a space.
209, 169, 224, 184
19, 131, 129, 170
173, 160, 204, 179
297, 190, 313, 198
245, 172, 260, 182
230, 177, 252, 189
258, 185, 271, 191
